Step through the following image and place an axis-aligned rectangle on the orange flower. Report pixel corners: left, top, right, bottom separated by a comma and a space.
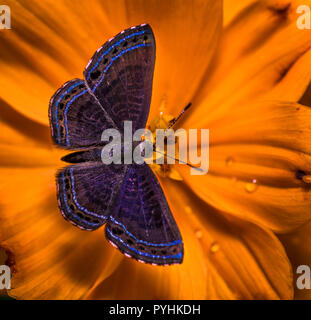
279, 85, 311, 300
0, 0, 311, 300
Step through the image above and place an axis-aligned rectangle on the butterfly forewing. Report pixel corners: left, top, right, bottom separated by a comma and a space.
49, 79, 117, 149
105, 164, 183, 265
83, 24, 155, 132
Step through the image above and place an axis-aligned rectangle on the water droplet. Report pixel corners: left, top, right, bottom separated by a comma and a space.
185, 206, 192, 214
245, 179, 258, 193
231, 176, 238, 184
302, 175, 311, 184
195, 229, 203, 239
210, 241, 220, 253
226, 157, 234, 167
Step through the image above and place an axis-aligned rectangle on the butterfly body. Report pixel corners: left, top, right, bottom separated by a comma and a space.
49, 24, 184, 265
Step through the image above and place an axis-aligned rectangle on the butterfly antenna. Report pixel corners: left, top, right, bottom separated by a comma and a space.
151, 102, 203, 172
152, 102, 192, 149
167, 102, 192, 130
154, 148, 204, 173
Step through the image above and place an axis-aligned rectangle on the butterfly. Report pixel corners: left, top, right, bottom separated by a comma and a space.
48, 24, 183, 266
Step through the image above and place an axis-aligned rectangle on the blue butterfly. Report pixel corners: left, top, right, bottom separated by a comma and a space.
48, 24, 183, 265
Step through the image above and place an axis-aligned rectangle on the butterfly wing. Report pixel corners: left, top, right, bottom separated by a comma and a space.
84, 24, 155, 131
56, 162, 127, 230
49, 79, 117, 149
105, 164, 183, 265
49, 24, 155, 148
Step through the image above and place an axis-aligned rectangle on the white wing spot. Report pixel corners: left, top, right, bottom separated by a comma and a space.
86, 60, 92, 68
109, 240, 118, 248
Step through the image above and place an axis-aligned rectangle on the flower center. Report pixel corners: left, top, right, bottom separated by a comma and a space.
147, 112, 182, 181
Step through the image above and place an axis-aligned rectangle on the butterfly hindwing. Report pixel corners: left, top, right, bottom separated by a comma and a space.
84, 24, 155, 131
105, 164, 183, 265
49, 79, 116, 149
56, 162, 128, 230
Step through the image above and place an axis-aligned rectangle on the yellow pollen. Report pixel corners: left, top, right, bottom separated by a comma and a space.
148, 111, 183, 181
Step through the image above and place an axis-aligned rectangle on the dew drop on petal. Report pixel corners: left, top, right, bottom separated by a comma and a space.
195, 229, 203, 239
185, 206, 192, 214
245, 179, 258, 193
210, 241, 220, 253
225, 156, 234, 167
231, 176, 238, 184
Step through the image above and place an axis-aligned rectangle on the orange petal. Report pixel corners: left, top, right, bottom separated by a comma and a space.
263, 49, 311, 101
191, 0, 311, 124
0, 99, 50, 148
1, 0, 222, 125
280, 222, 311, 299
0, 143, 64, 168
300, 82, 311, 107
0, 99, 64, 167
165, 179, 293, 300
182, 101, 311, 232
0, 0, 111, 124
224, 0, 257, 26
124, 0, 223, 121
0, 168, 122, 299
86, 178, 293, 299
